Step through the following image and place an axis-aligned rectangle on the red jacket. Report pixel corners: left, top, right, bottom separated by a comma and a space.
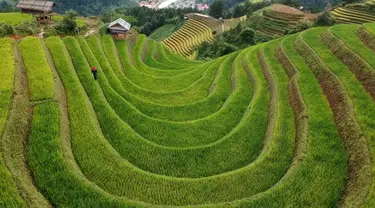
92, 67, 97, 72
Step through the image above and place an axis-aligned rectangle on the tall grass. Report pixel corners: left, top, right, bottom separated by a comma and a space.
218, 33, 347, 208
0, 38, 27, 207
0, 13, 33, 25
47, 37, 269, 180
305, 27, 375, 207
99, 35, 232, 122
19, 37, 54, 101
131, 35, 194, 76
113, 36, 211, 92
115, 39, 222, 105
81, 36, 252, 147
144, 39, 193, 70
63, 36, 301, 206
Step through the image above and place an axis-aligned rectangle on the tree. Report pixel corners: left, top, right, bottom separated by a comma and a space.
233, 4, 246, 18
136, 10, 146, 25
216, 41, 238, 57
55, 10, 79, 35
245, 1, 253, 17
314, 12, 335, 26
272, 0, 299, 7
66, 10, 79, 20
209, 0, 225, 18
223, 4, 232, 18
239, 27, 255, 44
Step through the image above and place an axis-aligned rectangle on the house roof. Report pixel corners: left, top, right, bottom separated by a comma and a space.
108, 18, 131, 31
16, 0, 56, 12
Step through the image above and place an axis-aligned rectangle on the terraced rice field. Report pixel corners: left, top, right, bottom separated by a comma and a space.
0, 12, 33, 25
260, 4, 316, 37
331, 7, 375, 24
1, 22, 375, 207
163, 14, 246, 58
162, 15, 217, 57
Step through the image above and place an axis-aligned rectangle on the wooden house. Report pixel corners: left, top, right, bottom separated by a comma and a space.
108, 18, 131, 39
16, 0, 56, 23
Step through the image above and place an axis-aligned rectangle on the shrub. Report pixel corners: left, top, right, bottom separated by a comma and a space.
99, 23, 109, 35
288, 20, 312, 34
315, 12, 336, 26
0, 23, 15, 37
44, 26, 57, 38
14, 20, 39, 35
239, 27, 255, 45
55, 10, 79, 35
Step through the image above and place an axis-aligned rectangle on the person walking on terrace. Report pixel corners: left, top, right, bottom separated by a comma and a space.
91, 66, 97, 80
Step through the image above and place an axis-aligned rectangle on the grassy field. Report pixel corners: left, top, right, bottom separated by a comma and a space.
1, 21, 375, 207
51, 15, 87, 27
0, 12, 32, 25
149, 24, 176, 41
0, 12, 86, 28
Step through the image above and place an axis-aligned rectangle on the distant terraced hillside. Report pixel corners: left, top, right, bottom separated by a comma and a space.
331, 4, 375, 24
162, 13, 246, 58
1, 23, 375, 207
259, 4, 318, 37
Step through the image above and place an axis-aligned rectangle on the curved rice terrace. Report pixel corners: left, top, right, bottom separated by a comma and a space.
259, 4, 318, 37
162, 14, 246, 58
331, 6, 375, 24
0, 22, 375, 207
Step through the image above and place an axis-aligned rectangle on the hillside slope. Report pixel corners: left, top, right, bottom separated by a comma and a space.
162, 13, 246, 58
0, 23, 375, 207
2, 0, 137, 15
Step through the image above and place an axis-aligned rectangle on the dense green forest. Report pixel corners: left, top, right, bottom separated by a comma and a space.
0, 0, 356, 16
0, 0, 137, 15
101, 7, 197, 36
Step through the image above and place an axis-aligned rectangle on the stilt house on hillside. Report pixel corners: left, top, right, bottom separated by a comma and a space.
108, 18, 131, 39
16, 0, 56, 23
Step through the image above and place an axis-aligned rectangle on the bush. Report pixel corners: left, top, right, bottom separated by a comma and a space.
288, 20, 312, 34
216, 41, 238, 57
14, 20, 39, 35
44, 26, 57, 38
0, 23, 15, 37
55, 10, 79, 35
239, 27, 255, 45
369, 4, 375, 13
99, 23, 110, 35
315, 12, 336, 26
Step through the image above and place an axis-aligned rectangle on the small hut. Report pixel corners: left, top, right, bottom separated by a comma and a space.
108, 18, 131, 39
16, 0, 56, 23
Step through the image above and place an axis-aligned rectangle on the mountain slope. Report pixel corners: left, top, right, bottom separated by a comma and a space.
0, 22, 375, 207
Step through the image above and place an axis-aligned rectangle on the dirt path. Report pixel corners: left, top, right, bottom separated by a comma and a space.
38, 28, 45, 39
1, 41, 51, 208
85, 28, 97, 37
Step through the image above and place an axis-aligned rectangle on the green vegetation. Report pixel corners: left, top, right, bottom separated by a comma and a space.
52, 15, 87, 28
2, 16, 375, 208
0, 38, 26, 207
54, 10, 88, 35
101, 6, 195, 36
149, 24, 177, 41
0, 12, 32, 25
0, 13, 40, 37
331, 6, 375, 24
19, 37, 54, 101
